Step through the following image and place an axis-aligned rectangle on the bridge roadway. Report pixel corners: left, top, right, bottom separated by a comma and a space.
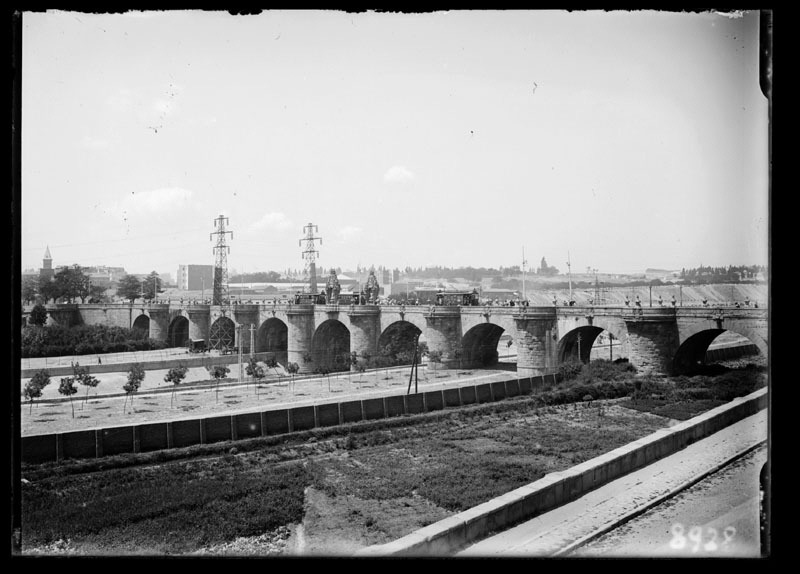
34, 302, 768, 377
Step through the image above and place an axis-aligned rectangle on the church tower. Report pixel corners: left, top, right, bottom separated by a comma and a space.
40, 246, 54, 281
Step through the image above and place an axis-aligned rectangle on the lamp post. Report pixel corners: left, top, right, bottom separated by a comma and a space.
566, 251, 573, 303
522, 246, 528, 304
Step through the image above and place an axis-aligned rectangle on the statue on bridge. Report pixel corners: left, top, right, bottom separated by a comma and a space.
325, 269, 341, 304
365, 269, 380, 304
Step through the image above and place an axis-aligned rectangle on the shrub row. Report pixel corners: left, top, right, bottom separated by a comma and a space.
21, 324, 169, 358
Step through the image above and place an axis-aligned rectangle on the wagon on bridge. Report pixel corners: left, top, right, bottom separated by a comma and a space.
187, 339, 208, 353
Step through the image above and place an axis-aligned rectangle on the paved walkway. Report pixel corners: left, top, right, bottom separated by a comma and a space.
457, 409, 768, 557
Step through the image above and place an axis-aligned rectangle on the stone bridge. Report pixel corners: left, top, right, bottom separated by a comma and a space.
36, 302, 768, 377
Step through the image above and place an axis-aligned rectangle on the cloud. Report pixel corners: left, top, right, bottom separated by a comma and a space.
383, 165, 415, 184
337, 226, 363, 242
249, 212, 293, 232
124, 187, 195, 214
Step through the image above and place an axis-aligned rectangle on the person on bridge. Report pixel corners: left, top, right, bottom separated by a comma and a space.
671, 295, 677, 307
657, 295, 663, 306
635, 295, 641, 307
624, 295, 630, 306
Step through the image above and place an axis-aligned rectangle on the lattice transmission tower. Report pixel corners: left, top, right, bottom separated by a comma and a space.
210, 214, 233, 305
299, 223, 322, 294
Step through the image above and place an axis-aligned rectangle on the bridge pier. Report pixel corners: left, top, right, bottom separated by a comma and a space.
233, 306, 260, 354
424, 307, 463, 368
624, 309, 681, 376
287, 306, 316, 373
187, 308, 210, 344
348, 307, 381, 370
147, 308, 170, 342
514, 310, 558, 377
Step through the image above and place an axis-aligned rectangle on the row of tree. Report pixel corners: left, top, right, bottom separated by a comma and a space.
22, 267, 165, 306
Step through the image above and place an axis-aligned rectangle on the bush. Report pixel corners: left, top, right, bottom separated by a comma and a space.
21, 324, 165, 358
709, 371, 764, 401
558, 359, 584, 381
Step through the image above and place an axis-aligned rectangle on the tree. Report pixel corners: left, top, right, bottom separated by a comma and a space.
265, 356, 280, 378
53, 265, 92, 303
72, 362, 100, 408
164, 364, 188, 408
142, 271, 164, 301
123, 363, 146, 412
38, 276, 59, 304
286, 362, 299, 392
206, 364, 230, 403
354, 354, 366, 383
417, 342, 429, 380
453, 347, 463, 371
23, 381, 43, 415
117, 274, 143, 304
245, 356, 266, 396
58, 377, 78, 418
88, 284, 110, 304
22, 277, 38, 305
427, 349, 443, 378
316, 364, 333, 391
24, 369, 51, 414
29, 304, 48, 327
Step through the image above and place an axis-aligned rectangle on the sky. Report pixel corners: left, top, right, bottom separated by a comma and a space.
19, 9, 769, 279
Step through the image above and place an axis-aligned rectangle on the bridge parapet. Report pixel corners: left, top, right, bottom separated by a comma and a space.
285, 304, 315, 316
675, 307, 768, 320
423, 305, 462, 319
345, 305, 381, 317
621, 308, 678, 323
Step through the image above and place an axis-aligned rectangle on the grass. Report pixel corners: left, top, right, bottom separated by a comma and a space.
19, 358, 766, 555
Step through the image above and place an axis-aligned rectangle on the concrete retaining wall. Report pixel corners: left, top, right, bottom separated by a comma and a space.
21, 374, 551, 464
356, 386, 768, 557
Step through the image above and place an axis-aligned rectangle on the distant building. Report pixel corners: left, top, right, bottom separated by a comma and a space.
177, 264, 214, 291
40, 246, 54, 282
83, 265, 127, 287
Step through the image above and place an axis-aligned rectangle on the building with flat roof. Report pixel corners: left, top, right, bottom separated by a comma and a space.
177, 264, 214, 291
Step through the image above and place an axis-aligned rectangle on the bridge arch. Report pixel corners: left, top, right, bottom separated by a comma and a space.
312, 319, 351, 373
167, 316, 190, 348
673, 328, 764, 374
132, 314, 150, 337
256, 317, 288, 365
462, 323, 505, 368
557, 325, 625, 364
209, 316, 236, 351
378, 320, 423, 366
